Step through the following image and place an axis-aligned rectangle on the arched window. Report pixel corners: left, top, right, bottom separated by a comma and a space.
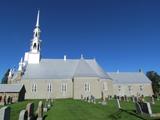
128, 85, 132, 91
84, 83, 90, 92
61, 83, 67, 93
139, 85, 143, 91
48, 83, 52, 92
103, 82, 108, 91
32, 84, 37, 92
33, 43, 37, 49
38, 44, 40, 51
118, 85, 121, 91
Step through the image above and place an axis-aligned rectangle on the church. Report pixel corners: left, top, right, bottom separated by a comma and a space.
6, 11, 153, 99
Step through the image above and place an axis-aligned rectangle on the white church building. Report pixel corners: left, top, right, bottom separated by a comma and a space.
7, 11, 153, 99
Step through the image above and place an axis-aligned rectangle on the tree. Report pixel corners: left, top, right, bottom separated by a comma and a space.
1, 69, 10, 84
146, 71, 160, 97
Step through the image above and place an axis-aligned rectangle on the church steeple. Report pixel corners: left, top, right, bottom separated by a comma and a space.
24, 10, 41, 64
30, 10, 41, 53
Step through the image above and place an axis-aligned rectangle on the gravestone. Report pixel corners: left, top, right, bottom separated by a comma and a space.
151, 97, 155, 105
4, 95, 7, 105
43, 101, 48, 112
26, 103, 34, 120
101, 92, 106, 105
36, 101, 43, 120
116, 99, 121, 109
47, 99, 51, 109
81, 94, 83, 100
19, 110, 28, 120
135, 102, 143, 114
51, 99, 54, 106
0, 106, 11, 120
134, 97, 138, 102
141, 102, 152, 115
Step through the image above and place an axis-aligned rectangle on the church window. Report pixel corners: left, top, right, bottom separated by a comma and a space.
61, 83, 67, 93
33, 43, 37, 49
128, 85, 132, 91
38, 44, 40, 51
118, 85, 121, 91
103, 82, 108, 91
32, 84, 37, 92
139, 85, 143, 91
84, 83, 90, 92
48, 83, 52, 92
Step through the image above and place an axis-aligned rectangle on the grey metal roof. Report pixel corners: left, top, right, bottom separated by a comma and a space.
74, 59, 99, 77
0, 84, 24, 92
22, 58, 110, 80
86, 60, 111, 79
108, 72, 151, 84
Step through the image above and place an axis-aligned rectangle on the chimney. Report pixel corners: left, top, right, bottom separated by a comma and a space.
64, 55, 67, 61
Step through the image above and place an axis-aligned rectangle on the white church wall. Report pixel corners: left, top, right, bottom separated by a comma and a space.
73, 77, 101, 99
21, 79, 73, 99
113, 83, 153, 97
100, 79, 114, 97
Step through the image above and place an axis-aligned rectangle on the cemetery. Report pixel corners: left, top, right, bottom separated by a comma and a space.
0, 96, 160, 120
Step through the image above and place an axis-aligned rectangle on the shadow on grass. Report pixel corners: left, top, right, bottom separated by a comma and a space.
109, 109, 146, 120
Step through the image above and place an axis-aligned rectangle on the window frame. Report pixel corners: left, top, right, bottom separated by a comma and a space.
84, 82, 90, 92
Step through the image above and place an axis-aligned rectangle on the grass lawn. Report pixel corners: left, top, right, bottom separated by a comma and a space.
0, 99, 160, 120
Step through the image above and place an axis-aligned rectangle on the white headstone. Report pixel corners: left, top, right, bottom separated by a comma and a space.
0, 106, 10, 120
116, 99, 121, 109
26, 103, 34, 120
36, 101, 43, 120
19, 110, 28, 120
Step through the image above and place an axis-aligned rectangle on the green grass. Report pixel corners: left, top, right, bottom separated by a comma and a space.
0, 99, 160, 120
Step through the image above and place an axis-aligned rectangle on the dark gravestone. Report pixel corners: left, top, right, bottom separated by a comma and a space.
140, 102, 152, 115
135, 102, 143, 114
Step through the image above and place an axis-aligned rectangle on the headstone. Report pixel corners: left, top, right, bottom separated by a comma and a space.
116, 99, 121, 109
0, 106, 11, 120
43, 101, 48, 112
151, 97, 155, 105
51, 99, 54, 106
126, 96, 129, 102
141, 102, 152, 115
36, 101, 43, 120
131, 96, 135, 103
134, 97, 138, 102
47, 100, 51, 109
4, 95, 7, 105
19, 110, 28, 120
26, 103, 34, 120
135, 102, 143, 114
81, 94, 83, 100
87, 96, 90, 103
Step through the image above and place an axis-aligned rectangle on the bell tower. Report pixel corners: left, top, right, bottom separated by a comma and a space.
24, 10, 42, 64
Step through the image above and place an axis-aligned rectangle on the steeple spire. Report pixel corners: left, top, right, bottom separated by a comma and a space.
36, 10, 40, 27
30, 10, 41, 53
24, 10, 42, 64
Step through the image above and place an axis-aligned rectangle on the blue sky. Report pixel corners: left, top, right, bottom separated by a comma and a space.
0, 0, 160, 80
